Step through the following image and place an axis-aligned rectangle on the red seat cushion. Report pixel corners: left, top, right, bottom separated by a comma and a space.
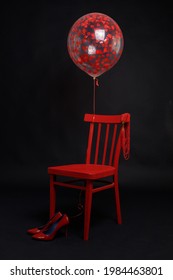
48, 164, 115, 179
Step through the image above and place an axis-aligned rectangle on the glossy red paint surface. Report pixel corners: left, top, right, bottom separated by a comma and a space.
67, 13, 124, 77
48, 164, 115, 180
48, 113, 130, 240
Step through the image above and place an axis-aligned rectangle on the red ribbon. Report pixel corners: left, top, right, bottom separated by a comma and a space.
95, 78, 99, 87
121, 113, 130, 160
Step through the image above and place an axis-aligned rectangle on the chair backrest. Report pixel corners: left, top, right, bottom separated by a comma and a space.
84, 113, 130, 168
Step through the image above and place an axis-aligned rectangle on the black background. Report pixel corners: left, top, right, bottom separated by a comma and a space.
0, 0, 173, 260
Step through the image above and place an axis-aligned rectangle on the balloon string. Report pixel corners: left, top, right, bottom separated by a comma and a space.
93, 77, 99, 114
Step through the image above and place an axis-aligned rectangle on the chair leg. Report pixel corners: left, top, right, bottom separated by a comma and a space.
84, 180, 93, 241
114, 178, 122, 224
50, 175, 56, 219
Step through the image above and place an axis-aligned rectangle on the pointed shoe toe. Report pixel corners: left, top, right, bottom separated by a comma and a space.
27, 227, 43, 235
32, 232, 50, 240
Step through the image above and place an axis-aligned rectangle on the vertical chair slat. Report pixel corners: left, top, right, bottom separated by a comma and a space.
109, 124, 117, 165
94, 123, 102, 164
86, 123, 94, 164
102, 124, 110, 164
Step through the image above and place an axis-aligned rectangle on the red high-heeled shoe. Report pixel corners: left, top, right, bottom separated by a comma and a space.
27, 212, 62, 235
32, 214, 69, 240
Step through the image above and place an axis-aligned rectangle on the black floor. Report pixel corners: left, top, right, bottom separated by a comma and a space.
1, 184, 173, 260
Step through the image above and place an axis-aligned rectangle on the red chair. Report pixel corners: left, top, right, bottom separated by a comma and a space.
48, 113, 130, 240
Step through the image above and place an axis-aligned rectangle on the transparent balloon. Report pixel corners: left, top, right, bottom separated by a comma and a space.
67, 12, 124, 78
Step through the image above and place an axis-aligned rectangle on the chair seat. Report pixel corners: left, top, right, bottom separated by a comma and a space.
48, 164, 115, 180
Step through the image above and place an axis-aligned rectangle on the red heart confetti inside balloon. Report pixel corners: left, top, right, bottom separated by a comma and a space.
67, 12, 124, 78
